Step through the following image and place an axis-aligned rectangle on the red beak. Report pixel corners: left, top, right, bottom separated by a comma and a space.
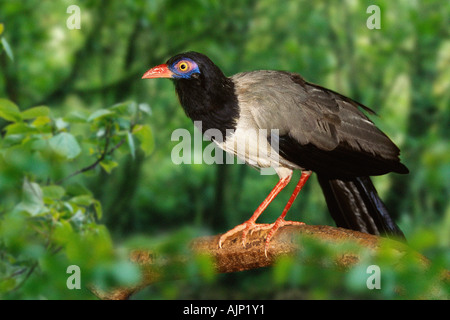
142, 64, 174, 79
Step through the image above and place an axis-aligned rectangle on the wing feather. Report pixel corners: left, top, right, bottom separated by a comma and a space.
231, 71, 408, 177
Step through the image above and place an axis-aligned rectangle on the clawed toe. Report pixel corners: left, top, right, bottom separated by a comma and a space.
219, 219, 306, 258
218, 221, 269, 249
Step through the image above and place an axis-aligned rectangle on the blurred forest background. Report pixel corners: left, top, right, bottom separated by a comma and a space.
0, 0, 448, 299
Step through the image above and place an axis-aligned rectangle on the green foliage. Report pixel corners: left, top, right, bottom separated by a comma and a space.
272, 236, 449, 300
0, 23, 14, 62
129, 233, 448, 300
0, 97, 152, 298
125, 227, 217, 288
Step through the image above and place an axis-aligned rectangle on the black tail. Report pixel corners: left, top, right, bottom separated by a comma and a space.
317, 175, 405, 240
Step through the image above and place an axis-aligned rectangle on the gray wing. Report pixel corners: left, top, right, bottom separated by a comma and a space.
231, 71, 408, 178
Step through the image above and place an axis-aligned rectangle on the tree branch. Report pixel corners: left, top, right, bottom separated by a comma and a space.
90, 224, 446, 300
56, 133, 126, 185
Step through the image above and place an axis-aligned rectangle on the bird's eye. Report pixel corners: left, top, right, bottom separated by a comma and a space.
176, 61, 190, 72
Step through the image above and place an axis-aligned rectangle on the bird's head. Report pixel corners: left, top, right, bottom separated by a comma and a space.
142, 52, 237, 130
142, 51, 227, 85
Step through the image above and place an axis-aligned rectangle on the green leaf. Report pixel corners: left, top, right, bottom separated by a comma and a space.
87, 109, 115, 122
31, 116, 52, 129
127, 131, 135, 159
110, 260, 141, 286
0, 98, 21, 122
70, 194, 93, 206
27, 136, 47, 151
54, 118, 69, 130
65, 182, 93, 197
110, 101, 137, 116
21, 106, 50, 120
93, 199, 103, 220
138, 103, 151, 115
1, 37, 14, 61
1, 133, 24, 148
64, 110, 89, 123
4, 122, 36, 135
14, 178, 45, 216
53, 220, 74, 245
100, 159, 119, 174
0, 23, 4, 36
49, 132, 81, 160
42, 185, 66, 200
132, 124, 154, 156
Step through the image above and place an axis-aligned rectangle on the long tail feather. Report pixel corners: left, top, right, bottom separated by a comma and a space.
317, 174, 405, 240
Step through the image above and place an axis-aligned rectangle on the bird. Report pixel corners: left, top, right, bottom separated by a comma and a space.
142, 51, 408, 254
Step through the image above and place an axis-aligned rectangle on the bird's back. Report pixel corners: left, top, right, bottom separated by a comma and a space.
230, 70, 408, 178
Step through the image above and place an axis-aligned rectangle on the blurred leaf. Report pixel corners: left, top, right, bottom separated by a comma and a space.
31, 116, 52, 129
49, 132, 81, 160
187, 253, 216, 283
87, 109, 114, 122
65, 183, 93, 197
1, 37, 14, 61
110, 101, 137, 116
0, 98, 21, 122
54, 118, 69, 130
273, 255, 295, 285
70, 194, 93, 206
4, 122, 37, 135
408, 229, 439, 252
65, 225, 114, 267
25, 136, 47, 151
433, 41, 450, 96
127, 131, 135, 159
93, 199, 103, 220
100, 159, 119, 174
345, 262, 371, 292
138, 103, 151, 115
53, 220, 74, 245
42, 185, 65, 200
14, 178, 45, 216
0, 23, 4, 36
111, 260, 141, 286
132, 124, 154, 156
64, 110, 89, 123
22, 106, 50, 120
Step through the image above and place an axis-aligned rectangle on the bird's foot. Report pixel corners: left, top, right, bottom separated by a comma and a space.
218, 218, 305, 257
250, 218, 305, 257
218, 220, 265, 249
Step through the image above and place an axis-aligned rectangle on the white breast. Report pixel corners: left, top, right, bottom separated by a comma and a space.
214, 125, 302, 178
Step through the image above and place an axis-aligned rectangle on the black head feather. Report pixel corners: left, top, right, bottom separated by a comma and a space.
166, 52, 239, 139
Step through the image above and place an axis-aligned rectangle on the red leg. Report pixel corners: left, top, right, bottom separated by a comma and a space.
218, 172, 292, 248
252, 171, 311, 256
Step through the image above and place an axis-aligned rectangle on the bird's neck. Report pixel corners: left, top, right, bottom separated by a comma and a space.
174, 76, 239, 140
